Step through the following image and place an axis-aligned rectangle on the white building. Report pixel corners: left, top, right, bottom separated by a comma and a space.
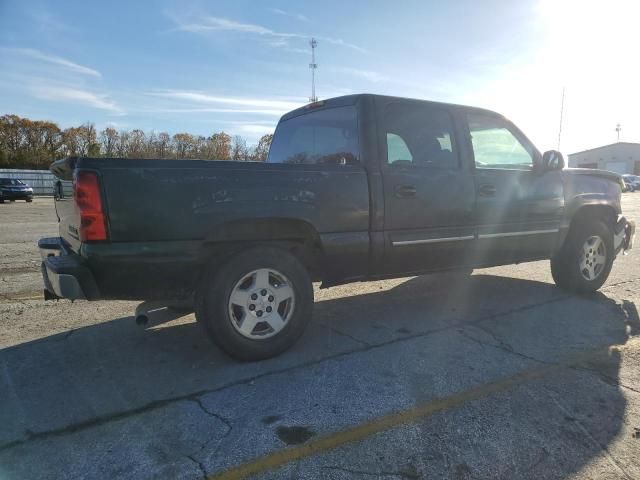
568, 142, 640, 174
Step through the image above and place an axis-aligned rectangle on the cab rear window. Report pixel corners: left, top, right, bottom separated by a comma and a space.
268, 106, 359, 165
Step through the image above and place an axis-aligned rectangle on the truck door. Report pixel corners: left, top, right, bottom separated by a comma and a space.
465, 111, 564, 265
380, 101, 476, 274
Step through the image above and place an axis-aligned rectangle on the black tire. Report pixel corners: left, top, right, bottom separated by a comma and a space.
551, 219, 614, 294
0, 199, 4, 204
196, 246, 313, 361
26, 198, 33, 203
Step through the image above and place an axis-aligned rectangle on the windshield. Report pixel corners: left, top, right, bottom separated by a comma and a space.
0, 179, 24, 186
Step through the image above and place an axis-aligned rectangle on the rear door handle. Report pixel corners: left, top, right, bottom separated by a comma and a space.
479, 184, 496, 196
394, 185, 417, 198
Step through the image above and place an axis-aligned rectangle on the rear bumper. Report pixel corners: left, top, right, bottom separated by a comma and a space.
614, 216, 635, 255
39, 237, 100, 300
38, 237, 201, 301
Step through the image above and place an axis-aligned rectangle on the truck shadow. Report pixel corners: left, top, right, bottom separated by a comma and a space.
0, 274, 637, 478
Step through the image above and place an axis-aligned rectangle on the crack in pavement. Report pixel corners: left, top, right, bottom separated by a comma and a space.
0, 295, 570, 452
317, 322, 372, 347
571, 364, 640, 396
184, 398, 233, 479
187, 454, 208, 479
456, 326, 552, 367
321, 465, 419, 479
60, 329, 74, 341
545, 388, 635, 480
190, 397, 233, 433
1, 281, 638, 453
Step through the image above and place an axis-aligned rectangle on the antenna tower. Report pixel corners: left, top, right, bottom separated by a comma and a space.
309, 38, 318, 103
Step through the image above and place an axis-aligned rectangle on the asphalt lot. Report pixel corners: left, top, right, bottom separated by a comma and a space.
1, 196, 640, 479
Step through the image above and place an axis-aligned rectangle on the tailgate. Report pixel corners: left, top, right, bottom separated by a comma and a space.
50, 158, 82, 253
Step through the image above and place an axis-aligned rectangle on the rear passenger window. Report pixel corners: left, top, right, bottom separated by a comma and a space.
268, 106, 359, 165
385, 103, 458, 168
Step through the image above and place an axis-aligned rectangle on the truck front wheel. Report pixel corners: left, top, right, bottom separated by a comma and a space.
551, 219, 614, 294
196, 246, 313, 361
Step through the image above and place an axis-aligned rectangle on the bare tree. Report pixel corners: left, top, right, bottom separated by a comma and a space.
231, 135, 249, 161
0, 113, 268, 168
156, 132, 171, 158
100, 127, 119, 157
76, 123, 97, 156
173, 133, 194, 159
210, 132, 232, 160
252, 133, 274, 161
126, 129, 145, 157
115, 131, 130, 157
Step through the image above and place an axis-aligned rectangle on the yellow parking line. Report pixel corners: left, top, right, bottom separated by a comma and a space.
209, 344, 629, 480
0, 294, 43, 303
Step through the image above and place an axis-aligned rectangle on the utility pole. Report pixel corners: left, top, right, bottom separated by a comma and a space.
309, 38, 318, 103
616, 123, 621, 142
557, 87, 565, 150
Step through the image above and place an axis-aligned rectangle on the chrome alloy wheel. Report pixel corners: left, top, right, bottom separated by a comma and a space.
228, 268, 295, 339
579, 235, 607, 281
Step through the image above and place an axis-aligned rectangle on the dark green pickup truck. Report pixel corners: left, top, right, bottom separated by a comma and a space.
40, 94, 635, 360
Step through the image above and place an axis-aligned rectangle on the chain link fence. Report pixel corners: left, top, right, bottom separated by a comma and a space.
0, 169, 59, 196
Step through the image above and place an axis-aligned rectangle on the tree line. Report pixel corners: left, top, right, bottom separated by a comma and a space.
0, 114, 274, 169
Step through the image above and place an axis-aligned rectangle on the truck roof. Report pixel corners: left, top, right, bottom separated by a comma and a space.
279, 93, 501, 122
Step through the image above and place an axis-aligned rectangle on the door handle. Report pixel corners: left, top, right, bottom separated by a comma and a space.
478, 184, 496, 196
394, 185, 417, 198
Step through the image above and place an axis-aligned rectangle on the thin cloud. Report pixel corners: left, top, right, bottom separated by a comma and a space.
2, 47, 101, 77
144, 107, 287, 116
168, 13, 365, 53
321, 37, 366, 53
336, 67, 389, 83
269, 8, 309, 22
28, 9, 74, 34
236, 123, 276, 135
31, 85, 122, 113
147, 90, 304, 111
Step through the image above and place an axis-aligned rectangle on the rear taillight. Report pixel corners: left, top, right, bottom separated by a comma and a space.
73, 171, 108, 242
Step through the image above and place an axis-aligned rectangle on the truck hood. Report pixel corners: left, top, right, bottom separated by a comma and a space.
562, 167, 622, 184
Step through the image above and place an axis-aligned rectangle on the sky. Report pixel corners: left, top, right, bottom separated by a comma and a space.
1, 0, 639, 154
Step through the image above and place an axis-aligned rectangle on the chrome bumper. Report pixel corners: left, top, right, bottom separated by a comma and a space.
38, 237, 100, 300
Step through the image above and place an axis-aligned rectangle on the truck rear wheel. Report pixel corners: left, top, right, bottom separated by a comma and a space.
551, 219, 614, 294
196, 246, 313, 361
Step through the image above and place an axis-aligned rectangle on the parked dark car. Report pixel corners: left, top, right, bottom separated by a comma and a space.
40, 94, 635, 360
0, 178, 33, 203
622, 174, 640, 192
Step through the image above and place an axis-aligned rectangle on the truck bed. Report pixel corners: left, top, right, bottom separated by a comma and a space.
49, 157, 371, 299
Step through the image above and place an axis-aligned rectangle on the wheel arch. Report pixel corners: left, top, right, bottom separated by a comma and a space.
558, 203, 618, 252
202, 217, 324, 274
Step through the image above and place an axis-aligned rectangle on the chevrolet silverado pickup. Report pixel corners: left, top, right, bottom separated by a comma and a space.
40, 94, 635, 360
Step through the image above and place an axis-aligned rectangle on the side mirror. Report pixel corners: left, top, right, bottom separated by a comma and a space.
541, 150, 565, 171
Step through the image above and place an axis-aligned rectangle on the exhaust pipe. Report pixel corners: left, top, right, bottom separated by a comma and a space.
134, 301, 157, 326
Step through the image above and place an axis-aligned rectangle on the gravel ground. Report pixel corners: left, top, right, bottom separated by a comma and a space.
1, 196, 639, 479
